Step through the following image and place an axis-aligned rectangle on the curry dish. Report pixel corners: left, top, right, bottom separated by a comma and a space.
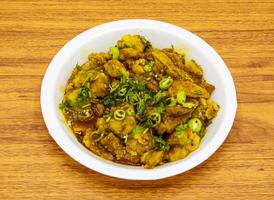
59, 35, 219, 168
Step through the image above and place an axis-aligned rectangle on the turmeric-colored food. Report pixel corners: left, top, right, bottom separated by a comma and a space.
59, 35, 219, 168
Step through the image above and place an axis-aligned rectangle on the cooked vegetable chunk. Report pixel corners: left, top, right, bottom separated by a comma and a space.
90, 72, 109, 97
109, 115, 136, 137
104, 60, 129, 77
141, 150, 164, 168
168, 146, 189, 162
184, 60, 203, 77
88, 52, 110, 69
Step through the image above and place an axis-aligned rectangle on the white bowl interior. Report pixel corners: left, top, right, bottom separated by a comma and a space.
42, 20, 237, 180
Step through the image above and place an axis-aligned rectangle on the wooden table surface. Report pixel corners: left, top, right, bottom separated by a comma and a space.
1, 0, 274, 199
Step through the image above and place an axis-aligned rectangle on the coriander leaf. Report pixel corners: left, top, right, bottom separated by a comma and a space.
136, 100, 147, 117
76, 86, 90, 104
135, 82, 145, 91
142, 92, 152, 102
143, 119, 154, 128
154, 136, 169, 151
103, 95, 116, 107
149, 91, 166, 106
59, 100, 74, 113
127, 90, 140, 105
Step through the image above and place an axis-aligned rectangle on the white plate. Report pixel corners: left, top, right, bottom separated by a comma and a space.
41, 19, 237, 180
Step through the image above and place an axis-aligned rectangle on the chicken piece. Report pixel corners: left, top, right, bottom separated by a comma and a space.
118, 35, 145, 52
72, 119, 96, 134
146, 79, 159, 92
82, 129, 114, 160
67, 69, 87, 90
126, 127, 154, 156
126, 138, 153, 156
66, 61, 106, 92
100, 133, 140, 164
168, 146, 189, 162
165, 105, 193, 117
168, 128, 192, 146
108, 116, 136, 138
192, 98, 219, 122
131, 59, 146, 74
118, 35, 145, 59
82, 129, 92, 148
156, 106, 193, 134
104, 60, 129, 77
162, 48, 185, 68
151, 59, 165, 78
152, 50, 177, 74
95, 103, 105, 116
168, 80, 209, 98
199, 80, 215, 94
204, 99, 220, 120
141, 150, 164, 168
184, 60, 203, 77
117, 153, 141, 165
64, 88, 79, 104
152, 49, 193, 81
90, 72, 109, 97
168, 126, 200, 153
88, 52, 110, 69
185, 133, 200, 152
65, 69, 106, 101
156, 116, 183, 135
80, 61, 92, 71
100, 133, 123, 153
96, 117, 107, 132
144, 48, 154, 60
120, 48, 140, 59
133, 73, 159, 92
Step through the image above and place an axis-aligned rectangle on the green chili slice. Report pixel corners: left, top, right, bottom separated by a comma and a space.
149, 112, 161, 127
126, 107, 135, 116
144, 61, 154, 72
167, 97, 177, 107
109, 46, 120, 60
127, 91, 140, 105
188, 118, 202, 133
159, 76, 173, 90
176, 90, 186, 105
114, 109, 126, 121
117, 86, 127, 97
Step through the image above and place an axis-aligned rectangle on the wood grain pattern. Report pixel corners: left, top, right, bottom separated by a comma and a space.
1, 0, 274, 199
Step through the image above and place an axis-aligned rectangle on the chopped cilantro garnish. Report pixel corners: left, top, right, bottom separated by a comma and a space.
76, 86, 90, 104
149, 91, 166, 106
154, 136, 169, 151
156, 102, 165, 114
